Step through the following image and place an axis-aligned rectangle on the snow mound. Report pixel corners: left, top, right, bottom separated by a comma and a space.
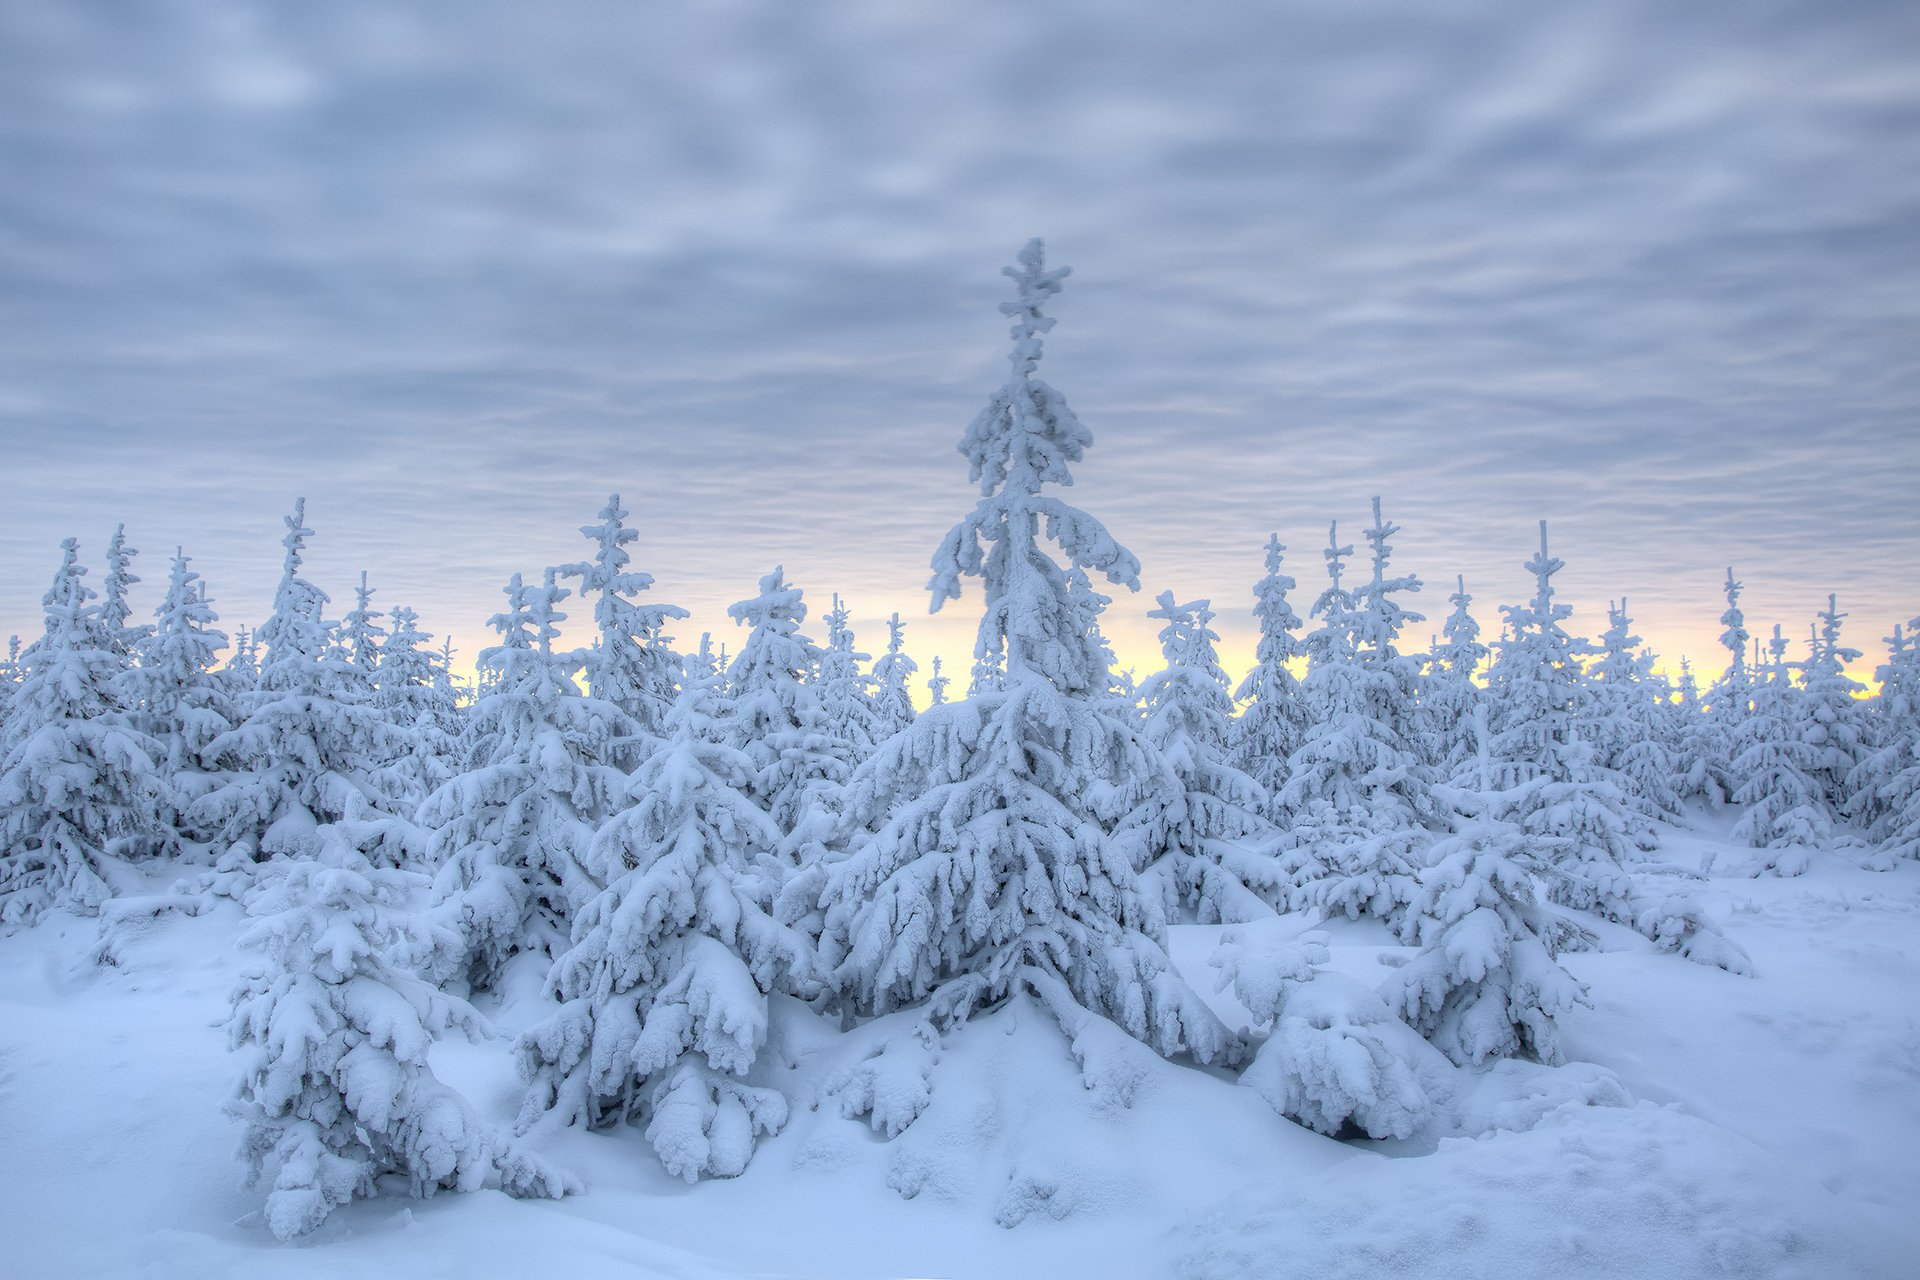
1177, 1102, 1912, 1279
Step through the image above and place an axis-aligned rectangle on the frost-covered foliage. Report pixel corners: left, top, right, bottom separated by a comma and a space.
870, 612, 919, 739
1585, 598, 1682, 823
1419, 575, 1487, 779
1211, 929, 1430, 1139
424, 570, 635, 992
925, 654, 950, 707
335, 571, 387, 705
1232, 534, 1307, 808
1799, 595, 1867, 808
226, 830, 565, 1240
1269, 505, 1432, 928
99, 523, 150, 664
723, 568, 844, 834
515, 670, 810, 1180
816, 593, 883, 764
191, 502, 411, 862
1483, 522, 1640, 918
1122, 592, 1276, 922
1848, 619, 1920, 863
1385, 712, 1589, 1066
1486, 526, 1747, 971
0, 539, 164, 921
1703, 567, 1754, 794
1669, 658, 1727, 808
125, 550, 234, 840
224, 624, 260, 700
372, 605, 461, 809
1730, 626, 1833, 866
560, 493, 688, 748
824, 241, 1232, 1066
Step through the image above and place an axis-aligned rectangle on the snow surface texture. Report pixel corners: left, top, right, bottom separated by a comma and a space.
1, 842, 1915, 1277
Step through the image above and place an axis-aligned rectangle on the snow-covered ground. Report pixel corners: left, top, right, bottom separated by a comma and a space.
3, 817, 1916, 1279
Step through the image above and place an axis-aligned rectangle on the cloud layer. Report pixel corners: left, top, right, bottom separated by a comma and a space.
2, 0, 1915, 683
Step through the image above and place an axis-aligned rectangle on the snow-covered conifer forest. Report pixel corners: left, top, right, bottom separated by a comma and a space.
2, 243, 1916, 1278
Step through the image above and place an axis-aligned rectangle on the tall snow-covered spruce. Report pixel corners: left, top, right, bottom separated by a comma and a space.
1268, 503, 1432, 929
561, 493, 689, 753
1233, 534, 1308, 810
821, 240, 1235, 1071
423, 569, 635, 992
0, 538, 164, 921
191, 501, 411, 864
1122, 592, 1276, 922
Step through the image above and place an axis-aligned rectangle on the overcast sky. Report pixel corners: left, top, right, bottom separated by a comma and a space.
2, 0, 1915, 688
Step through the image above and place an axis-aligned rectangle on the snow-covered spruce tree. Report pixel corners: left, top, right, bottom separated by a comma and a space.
1418, 575, 1488, 781
561, 493, 688, 754
1799, 594, 1867, 815
191, 502, 412, 863
1483, 522, 1636, 914
967, 631, 1006, 697
1486, 523, 1747, 970
1703, 567, 1754, 795
1669, 657, 1728, 809
372, 605, 463, 812
424, 570, 635, 993
819, 240, 1233, 1069
99, 522, 151, 665
1383, 706, 1589, 1067
816, 593, 883, 766
0, 539, 164, 922
223, 624, 261, 700
515, 667, 812, 1179
686, 632, 723, 685
1232, 534, 1308, 812
870, 612, 919, 740
1269, 506, 1431, 928
1120, 592, 1276, 922
926, 654, 950, 707
126, 550, 234, 847
1585, 598, 1682, 823
1209, 928, 1430, 1139
723, 568, 845, 835
1729, 625, 1832, 868
1847, 619, 1920, 863
227, 828, 568, 1241
333, 571, 386, 706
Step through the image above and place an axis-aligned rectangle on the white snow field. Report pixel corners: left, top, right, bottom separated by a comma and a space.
3, 815, 1913, 1280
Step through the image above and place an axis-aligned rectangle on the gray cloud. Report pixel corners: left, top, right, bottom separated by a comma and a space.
1, 0, 1915, 682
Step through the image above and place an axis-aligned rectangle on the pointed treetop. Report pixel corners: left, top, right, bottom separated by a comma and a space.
1525, 519, 1564, 600
1148, 591, 1220, 669
1719, 566, 1749, 674
728, 566, 807, 636
1311, 520, 1356, 620
487, 573, 535, 651
524, 568, 570, 657
42, 537, 92, 615
282, 499, 312, 572
927, 654, 949, 706
100, 523, 146, 656
1441, 575, 1482, 655
1364, 497, 1401, 579
1000, 238, 1071, 353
